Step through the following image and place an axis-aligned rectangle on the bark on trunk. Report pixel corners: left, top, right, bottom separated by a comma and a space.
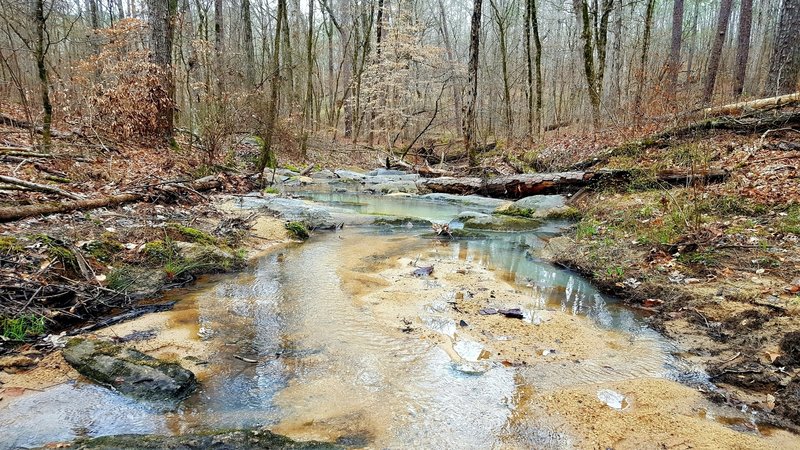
463, 0, 483, 167
733, 0, 753, 98
633, 0, 656, 119
702, 0, 734, 104
242, 0, 255, 86
34, 0, 52, 150
765, 0, 800, 96
257, 0, 287, 176
148, 0, 176, 139
573, 0, 600, 128
667, 0, 684, 95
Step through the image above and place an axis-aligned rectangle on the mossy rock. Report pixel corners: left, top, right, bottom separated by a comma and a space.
0, 236, 22, 254
463, 215, 542, 231
166, 223, 216, 244
62, 338, 196, 402
33, 234, 78, 270
84, 236, 123, 263
285, 221, 310, 240
372, 216, 432, 227
50, 429, 342, 449
142, 240, 176, 261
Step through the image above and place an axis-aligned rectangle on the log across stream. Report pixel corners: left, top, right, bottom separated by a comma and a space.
0, 192, 796, 449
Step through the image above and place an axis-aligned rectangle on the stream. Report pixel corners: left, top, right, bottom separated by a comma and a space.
1, 190, 797, 449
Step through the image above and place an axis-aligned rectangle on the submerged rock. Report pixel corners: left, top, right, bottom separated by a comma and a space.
367, 180, 419, 194
419, 193, 510, 210
62, 338, 196, 401
372, 216, 432, 227
47, 429, 341, 450
462, 215, 542, 231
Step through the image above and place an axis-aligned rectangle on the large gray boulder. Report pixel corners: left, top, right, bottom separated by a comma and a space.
62, 339, 196, 401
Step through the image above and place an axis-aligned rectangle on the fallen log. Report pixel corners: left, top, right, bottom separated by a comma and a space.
702, 92, 799, 117
0, 176, 223, 223
416, 169, 728, 199
0, 175, 83, 200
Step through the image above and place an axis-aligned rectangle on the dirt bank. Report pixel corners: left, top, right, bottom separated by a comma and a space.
536, 129, 800, 430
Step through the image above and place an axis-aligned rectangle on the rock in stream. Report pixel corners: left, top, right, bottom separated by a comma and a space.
42, 429, 341, 450
62, 338, 196, 401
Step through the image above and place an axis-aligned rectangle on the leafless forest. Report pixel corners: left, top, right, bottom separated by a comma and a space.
1, 0, 798, 168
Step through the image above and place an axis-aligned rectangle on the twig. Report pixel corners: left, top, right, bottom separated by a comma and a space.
234, 354, 258, 363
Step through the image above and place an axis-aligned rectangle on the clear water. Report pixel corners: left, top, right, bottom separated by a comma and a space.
0, 192, 714, 449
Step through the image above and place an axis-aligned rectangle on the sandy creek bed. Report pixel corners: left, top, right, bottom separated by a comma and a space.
1, 192, 799, 449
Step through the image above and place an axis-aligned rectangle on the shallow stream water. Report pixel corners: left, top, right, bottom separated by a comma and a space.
0, 191, 794, 449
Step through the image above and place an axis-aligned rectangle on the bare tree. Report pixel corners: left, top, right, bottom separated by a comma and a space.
573, 0, 601, 128
733, 0, 753, 98
667, 0, 684, 96
149, 0, 177, 139
765, 0, 800, 96
242, 0, 255, 86
702, 0, 734, 103
33, 0, 52, 149
633, 0, 655, 118
258, 0, 287, 175
463, 0, 483, 167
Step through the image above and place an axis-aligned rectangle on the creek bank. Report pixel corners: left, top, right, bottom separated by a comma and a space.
42, 429, 341, 450
61, 338, 196, 401
536, 187, 800, 430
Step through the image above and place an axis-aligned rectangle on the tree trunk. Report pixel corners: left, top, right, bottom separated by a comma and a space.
438, 0, 462, 131
524, 0, 533, 136
0, 177, 223, 223
764, 0, 800, 96
148, 0, 176, 139
489, 0, 512, 141
702, 0, 734, 104
257, 0, 287, 176
339, 0, 353, 137
533, 5, 543, 136
667, 0, 684, 96
242, 0, 255, 86
595, 0, 613, 102
463, 0, 483, 168
304, 0, 315, 128
733, 0, 753, 98
633, 0, 655, 119
33, 0, 51, 150
573, 0, 600, 128
214, 0, 223, 91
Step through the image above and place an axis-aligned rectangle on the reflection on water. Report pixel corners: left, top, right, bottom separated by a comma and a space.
0, 192, 702, 449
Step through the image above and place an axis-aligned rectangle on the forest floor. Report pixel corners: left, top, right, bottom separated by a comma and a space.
1, 102, 800, 430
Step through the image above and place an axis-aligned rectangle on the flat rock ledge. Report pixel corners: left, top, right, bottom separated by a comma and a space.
62, 338, 196, 402
39, 429, 342, 450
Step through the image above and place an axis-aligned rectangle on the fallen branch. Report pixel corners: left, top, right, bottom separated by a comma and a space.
67, 302, 177, 335
0, 176, 223, 223
0, 175, 83, 200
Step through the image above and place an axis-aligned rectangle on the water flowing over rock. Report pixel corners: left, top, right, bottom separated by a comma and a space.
62, 338, 196, 401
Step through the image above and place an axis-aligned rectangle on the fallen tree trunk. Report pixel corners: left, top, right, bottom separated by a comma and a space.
702, 92, 799, 117
0, 175, 83, 200
417, 169, 728, 198
0, 176, 222, 223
